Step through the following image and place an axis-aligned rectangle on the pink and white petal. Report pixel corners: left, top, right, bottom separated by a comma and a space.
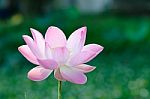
82, 44, 103, 53
45, 26, 66, 48
28, 66, 53, 81
51, 47, 69, 64
37, 59, 58, 70
68, 51, 96, 66
45, 43, 52, 59
22, 35, 34, 48
74, 64, 96, 73
68, 44, 104, 66
23, 35, 39, 57
30, 28, 44, 43
67, 27, 87, 55
18, 45, 39, 65
81, 44, 104, 62
54, 68, 65, 81
60, 66, 87, 84
30, 28, 45, 58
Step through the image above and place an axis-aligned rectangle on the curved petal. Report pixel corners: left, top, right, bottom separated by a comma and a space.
68, 44, 103, 66
67, 27, 87, 55
28, 66, 53, 81
82, 44, 103, 53
23, 35, 40, 57
18, 45, 39, 65
45, 26, 66, 48
37, 59, 58, 70
60, 66, 87, 84
22, 35, 34, 49
74, 64, 96, 73
81, 44, 103, 62
54, 68, 65, 81
30, 28, 45, 58
51, 47, 69, 64
68, 51, 95, 66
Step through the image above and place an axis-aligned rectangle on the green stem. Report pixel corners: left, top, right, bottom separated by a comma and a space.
58, 81, 62, 99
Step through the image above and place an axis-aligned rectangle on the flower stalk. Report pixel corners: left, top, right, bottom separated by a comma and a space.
58, 81, 62, 99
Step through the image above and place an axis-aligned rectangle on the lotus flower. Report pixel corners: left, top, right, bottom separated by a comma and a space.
18, 26, 103, 84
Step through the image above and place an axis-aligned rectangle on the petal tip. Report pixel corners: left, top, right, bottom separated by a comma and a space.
30, 28, 37, 32
22, 35, 28, 38
27, 71, 35, 81
18, 46, 24, 52
27, 73, 38, 81
81, 26, 87, 33
30, 28, 34, 30
78, 76, 87, 84
48, 26, 59, 30
22, 35, 31, 41
18, 46, 22, 51
92, 66, 96, 71
99, 45, 104, 52
30, 28, 37, 35
82, 26, 87, 30
49, 26, 57, 28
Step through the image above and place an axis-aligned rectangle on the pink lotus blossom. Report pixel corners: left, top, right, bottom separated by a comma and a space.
18, 26, 103, 84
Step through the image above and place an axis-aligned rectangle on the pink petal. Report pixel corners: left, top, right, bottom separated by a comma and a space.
54, 68, 65, 81
51, 47, 69, 64
22, 35, 34, 49
74, 64, 96, 73
60, 66, 87, 84
68, 51, 95, 66
45, 43, 52, 59
37, 59, 58, 70
68, 44, 103, 66
30, 28, 45, 58
28, 66, 53, 81
18, 45, 39, 65
23, 35, 40, 57
45, 26, 66, 48
82, 44, 103, 53
67, 27, 87, 55
82, 44, 103, 61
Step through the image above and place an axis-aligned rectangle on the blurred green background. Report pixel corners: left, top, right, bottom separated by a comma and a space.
0, 0, 150, 99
